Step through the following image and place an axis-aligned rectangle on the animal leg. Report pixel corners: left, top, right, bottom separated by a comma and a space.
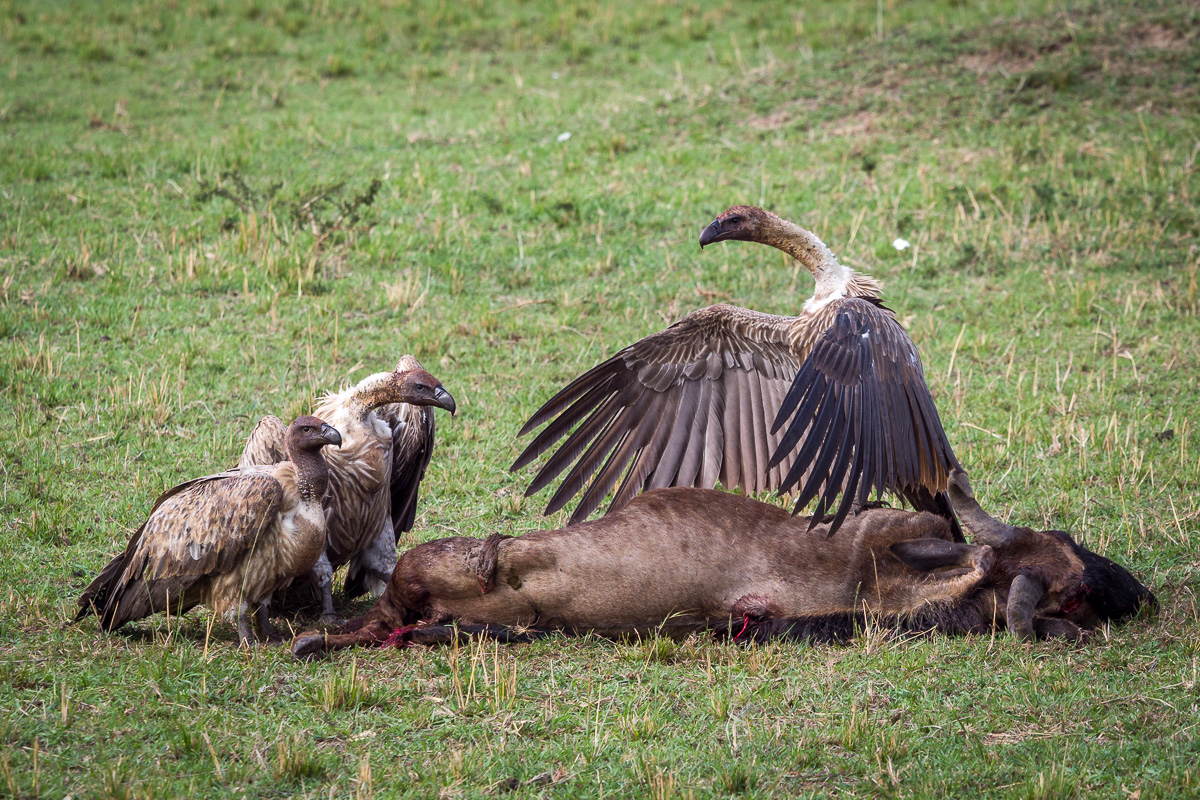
236, 608, 255, 647
889, 539, 989, 572
344, 520, 397, 599
254, 603, 278, 642
291, 619, 394, 659
311, 551, 338, 625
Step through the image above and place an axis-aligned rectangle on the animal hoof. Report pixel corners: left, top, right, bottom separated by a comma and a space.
292, 635, 328, 660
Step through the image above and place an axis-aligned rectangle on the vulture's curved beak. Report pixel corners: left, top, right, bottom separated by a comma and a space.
698, 219, 725, 248
433, 386, 457, 416
321, 423, 343, 448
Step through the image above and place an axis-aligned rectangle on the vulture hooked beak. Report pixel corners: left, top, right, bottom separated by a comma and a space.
321, 423, 343, 448
699, 213, 753, 249
433, 386, 457, 416
698, 218, 727, 248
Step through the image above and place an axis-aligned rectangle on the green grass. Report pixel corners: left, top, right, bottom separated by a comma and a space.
2, 0, 1199, 796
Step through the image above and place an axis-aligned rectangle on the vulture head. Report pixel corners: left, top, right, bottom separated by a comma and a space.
394, 368, 457, 415
287, 415, 342, 452
354, 367, 457, 415
699, 205, 782, 248
948, 469, 1156, 641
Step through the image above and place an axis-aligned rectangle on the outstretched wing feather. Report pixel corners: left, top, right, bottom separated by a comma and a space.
513, 305, 799, 521
770, 298, 960, 536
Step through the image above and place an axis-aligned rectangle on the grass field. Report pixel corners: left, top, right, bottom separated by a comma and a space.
2, 0, 1199, 796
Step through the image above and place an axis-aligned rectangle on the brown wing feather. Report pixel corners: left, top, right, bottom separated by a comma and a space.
771, 298, 961, 538
237, 415, 288, 468
381, 403, 437, 535
77, 471, 285, 630
512, 304, 800, 523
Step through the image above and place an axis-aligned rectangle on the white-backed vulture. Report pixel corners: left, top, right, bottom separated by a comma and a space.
239, 358, 455, 622
75, 416, 342, 645
512, 205, 961, 537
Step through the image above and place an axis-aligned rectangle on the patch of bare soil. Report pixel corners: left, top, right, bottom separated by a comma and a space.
746, 97, 820, 130
961, 52, 1038, 77
828, 110, 877, 137
1132, 22, 1189, 51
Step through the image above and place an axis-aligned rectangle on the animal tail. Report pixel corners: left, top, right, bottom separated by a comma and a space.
73, 552, 127, 623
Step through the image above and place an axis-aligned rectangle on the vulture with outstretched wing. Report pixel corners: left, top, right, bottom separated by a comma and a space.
75, 416, 342, 644
239, 358, 455, 622
512, 205, 961, 538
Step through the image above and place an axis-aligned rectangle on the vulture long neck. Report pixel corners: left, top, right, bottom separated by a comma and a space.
344, 372, 405, 420
287, 440, 330, 502
759, 217, 882, 313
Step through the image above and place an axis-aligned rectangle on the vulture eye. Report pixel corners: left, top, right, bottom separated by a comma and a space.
725, 215, 743, 226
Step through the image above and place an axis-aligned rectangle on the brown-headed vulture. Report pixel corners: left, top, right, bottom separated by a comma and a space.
512, 205, 960, 537
239, 358, 455, 622
75, 416, 341, 645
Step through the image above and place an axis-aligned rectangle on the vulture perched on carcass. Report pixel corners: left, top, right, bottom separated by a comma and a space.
239, 357, 456, 622
75, 416, 342, 645
512, 205, 961, 538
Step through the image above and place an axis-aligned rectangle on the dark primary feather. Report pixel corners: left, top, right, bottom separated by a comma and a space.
513, 298, 961, 536
385, 405, 437, 534
772, 299, 962, 540
511, 305, 800, 524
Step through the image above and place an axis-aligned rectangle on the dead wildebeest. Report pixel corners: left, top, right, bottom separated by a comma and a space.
292, 470, 1154, 658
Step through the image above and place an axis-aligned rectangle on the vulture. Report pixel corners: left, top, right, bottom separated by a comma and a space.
238, 357, 456, 622
75, 416, 342, 645
512, 205, 961, 537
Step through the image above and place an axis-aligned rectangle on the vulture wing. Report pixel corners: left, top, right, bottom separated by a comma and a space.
78, 470, 285, 630
381, 403, 437, 534
237, 415, 288, 468
512, 304, 801, 523
772, 298, 962, 537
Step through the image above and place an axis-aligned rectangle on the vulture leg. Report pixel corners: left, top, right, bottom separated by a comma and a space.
311, 552, 338, 625
344, 520, 397, 599
236, 608, 255, 647
254, 603, 277, 641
